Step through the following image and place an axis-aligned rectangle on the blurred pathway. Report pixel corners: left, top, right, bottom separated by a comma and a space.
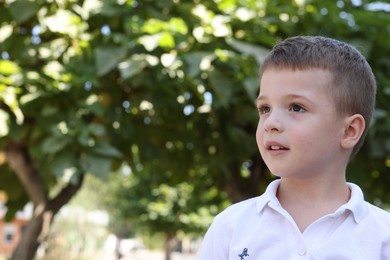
98, 249, 197, 260
124, 250, 196, 260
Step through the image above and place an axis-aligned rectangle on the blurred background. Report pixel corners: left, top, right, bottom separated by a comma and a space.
0, 0, 389, 259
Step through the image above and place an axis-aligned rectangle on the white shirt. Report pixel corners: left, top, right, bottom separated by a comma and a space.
197, 180, 390, 260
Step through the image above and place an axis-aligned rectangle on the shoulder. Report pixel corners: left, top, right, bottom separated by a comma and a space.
347, 182, 390, 231
212, 180, 280, 228
363, 203, 390, 256
357, 201, 390, 243
199, 179, 280, 252
214, 196, 260, 225
197, 196, 261, 259
365, 202, 390, 228
207, 195, 265, 236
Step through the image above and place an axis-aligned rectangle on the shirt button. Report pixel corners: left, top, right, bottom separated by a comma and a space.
297, 248, 306, 256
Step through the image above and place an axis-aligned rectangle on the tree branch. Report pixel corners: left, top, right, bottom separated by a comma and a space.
49, 173, 85, 214
4, 141, 46, 206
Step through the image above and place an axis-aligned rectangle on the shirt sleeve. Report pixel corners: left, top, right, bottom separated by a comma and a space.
197, 217, 230, 260
382, 239, 390, 259
197, 223, 215, 260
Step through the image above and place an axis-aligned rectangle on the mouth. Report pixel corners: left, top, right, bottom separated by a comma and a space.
268, 145, 287, 151
266, 142, 289, 151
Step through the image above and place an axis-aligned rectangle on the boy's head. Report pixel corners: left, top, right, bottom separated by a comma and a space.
260, 36, 376, 158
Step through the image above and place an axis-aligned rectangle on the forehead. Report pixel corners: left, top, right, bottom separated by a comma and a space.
259, 68, 333, 93
258, 68, 335, 104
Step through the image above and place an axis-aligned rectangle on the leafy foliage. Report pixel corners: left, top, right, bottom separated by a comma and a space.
0, 0, 390, 257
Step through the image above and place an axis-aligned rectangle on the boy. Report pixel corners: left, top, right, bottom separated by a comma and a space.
197, 36, 390, 259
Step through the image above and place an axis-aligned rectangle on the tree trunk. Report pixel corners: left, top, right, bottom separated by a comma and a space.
115, 236, 122, 259
164, 233, 175, 260
225, 156, 271, 203
11, 207, 49, 260
4, 141, 84, 260
11, 182, 83, 260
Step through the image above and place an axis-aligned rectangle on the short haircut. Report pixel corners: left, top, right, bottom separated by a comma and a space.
260, 36, 376, 159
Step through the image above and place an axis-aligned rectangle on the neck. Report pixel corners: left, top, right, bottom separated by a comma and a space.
276, 176, 351, 232
280, 178, 349, 201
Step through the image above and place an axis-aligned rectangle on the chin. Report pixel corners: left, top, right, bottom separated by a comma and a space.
268, 169, 295, 178
268, 170, 284, 178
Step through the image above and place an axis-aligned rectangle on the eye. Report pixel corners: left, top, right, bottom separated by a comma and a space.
289, 103, 305, 112
257, 105, 271, 115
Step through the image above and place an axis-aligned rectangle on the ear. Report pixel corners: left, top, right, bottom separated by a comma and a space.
341, 114, 365, 149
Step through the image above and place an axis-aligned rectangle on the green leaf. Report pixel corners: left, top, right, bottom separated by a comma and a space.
50, 154, 82, 185
93, 141, 123, 158
19, 92, 42, 105
94, 46, 127, 76
51, 154, 76, 177
9, 0, 39, 24
143, 19, 166, 34
243, 77, 260, 101
42, 10, 82, 37
168, 17, 188, 34
0, 109, 9, 137
0, 86, 24, 124
77, 128, 92, 147
86, 96, 105, 116
43, 61, 64, 81
138, 34, 161, 51
159, 32, 175, 49
118, 56, 148, 80
0, 25, 13, 43
80, 0, 104, 18
42, 136, 70, 154
41, 105, 58, 117
182, 52, 215, 77
226, 38, 270, 64
0, 60, 20, 75
88, 123, 106, 137
80, 154, 112, 180
209, 69, 234, 107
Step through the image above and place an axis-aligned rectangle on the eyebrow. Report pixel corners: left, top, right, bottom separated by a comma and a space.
255, 95, 265, 102
255, 95, 265, 106
255, 94, 315, 105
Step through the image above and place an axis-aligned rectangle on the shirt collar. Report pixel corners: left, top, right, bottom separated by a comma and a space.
256, 180, 368, 223
338, 182, 368, 223
256, 179, 281, 213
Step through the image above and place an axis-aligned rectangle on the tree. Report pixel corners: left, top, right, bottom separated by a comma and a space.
1, 0, 390, 259
101, 0, 390, 258
0, 1, 123, 258
104, 165, 226, 260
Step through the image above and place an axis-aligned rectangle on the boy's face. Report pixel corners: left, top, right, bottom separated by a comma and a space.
256, 68, 346, 179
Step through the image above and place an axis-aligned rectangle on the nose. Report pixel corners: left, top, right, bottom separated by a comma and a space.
262, 111, 283, 133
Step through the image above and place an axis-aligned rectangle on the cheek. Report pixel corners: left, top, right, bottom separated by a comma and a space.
290, 126, 315, 148
294, 123, 334, 150
256, 122, 264, 149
